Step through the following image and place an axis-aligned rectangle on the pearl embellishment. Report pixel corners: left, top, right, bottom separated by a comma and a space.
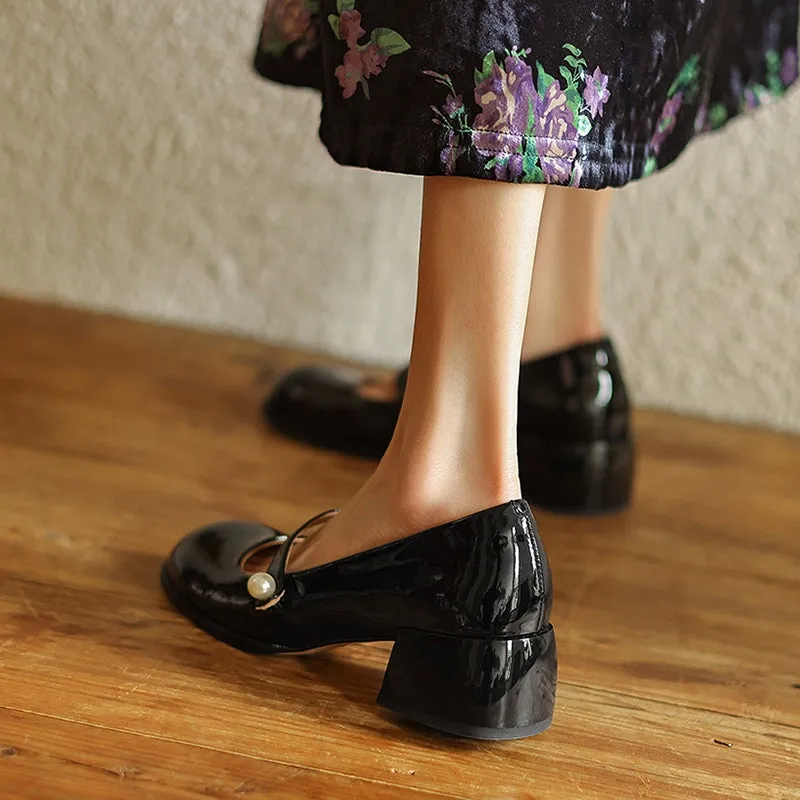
247, 572, 277, 601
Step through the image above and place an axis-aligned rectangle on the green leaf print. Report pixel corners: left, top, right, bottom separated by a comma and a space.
337, 0, 355, 12
370, 28, 411, 56
360, 77, 370, 99
522, 138, 544, 183
565, 84, 582, 117
564, 54, 587, 71
668, 54, 700, 97
577, 115, 592, 136
525, 94, 538, 137
767, 74, 785, 95
475, 51, 498, 84
523, 164, 546, 183
708, 103, 729, 128
765, 49, 780, 70
559, 65, 574, 85
642, 155, 658, 177
536, 63, 556, 96
328, 14, 341, 38
562, 43, 582, 58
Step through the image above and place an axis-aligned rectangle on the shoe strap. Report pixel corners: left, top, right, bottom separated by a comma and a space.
252, 509, 339, 610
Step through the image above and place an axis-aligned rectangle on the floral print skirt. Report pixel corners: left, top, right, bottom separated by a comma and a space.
254, 0, 798, 188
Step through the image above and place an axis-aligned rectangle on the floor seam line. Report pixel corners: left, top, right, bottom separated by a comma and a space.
562, 680, 800, 731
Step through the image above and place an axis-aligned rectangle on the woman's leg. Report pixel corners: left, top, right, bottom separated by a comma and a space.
292, 177, 546, 571
359, 184, 611, 404
521, 186, 612, 361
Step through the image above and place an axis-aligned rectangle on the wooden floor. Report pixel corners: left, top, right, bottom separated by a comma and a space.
0, 297, 798, 800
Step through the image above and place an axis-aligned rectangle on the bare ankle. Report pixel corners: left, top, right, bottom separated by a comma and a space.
376, 445, 521, 529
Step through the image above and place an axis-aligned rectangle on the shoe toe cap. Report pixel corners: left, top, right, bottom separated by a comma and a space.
164, 520, 287, 608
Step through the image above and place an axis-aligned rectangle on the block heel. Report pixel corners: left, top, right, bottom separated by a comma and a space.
520, 437, 635, 515
377, 626, 557, 740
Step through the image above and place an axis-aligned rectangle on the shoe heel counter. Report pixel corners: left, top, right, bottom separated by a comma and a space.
522, 502, 553, 631
519, 340, 632, 443
467, 500, 552, 636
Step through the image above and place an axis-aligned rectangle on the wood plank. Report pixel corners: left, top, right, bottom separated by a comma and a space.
0, 709, 453, 800
0, 430, 796, 728
1, 578, 799, 799
0, 296, 798, 799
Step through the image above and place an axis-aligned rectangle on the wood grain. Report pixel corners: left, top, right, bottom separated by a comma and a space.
0, 296, 798, 799
0, 709, 451, 800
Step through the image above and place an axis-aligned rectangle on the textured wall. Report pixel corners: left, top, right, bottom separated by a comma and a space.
1, 0, 798, 431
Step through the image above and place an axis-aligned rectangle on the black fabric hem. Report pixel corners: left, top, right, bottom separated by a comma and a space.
317, 96, 788, 190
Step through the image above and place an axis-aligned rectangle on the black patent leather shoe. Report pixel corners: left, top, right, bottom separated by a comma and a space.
161, 500, 557, 740
264, 338, 635, 515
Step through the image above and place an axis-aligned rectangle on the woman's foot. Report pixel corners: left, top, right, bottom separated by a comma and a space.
290, 436, 519, 571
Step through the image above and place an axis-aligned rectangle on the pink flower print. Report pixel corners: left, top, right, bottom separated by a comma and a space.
651, 92, 683, 151
263, 0, 312, 47
361, 43, 389, 77
331, 6, 409, 98
339, 10, 365, 48
276, 0, 312, 42
335, 47, 363, 98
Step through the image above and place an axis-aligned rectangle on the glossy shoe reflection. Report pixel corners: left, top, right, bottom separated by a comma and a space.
516, 337, 635, 514
161, 500, 557, 740
263, 338, 635, 515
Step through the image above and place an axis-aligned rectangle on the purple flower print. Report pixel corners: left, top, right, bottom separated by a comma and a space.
335, 47, 363, 98
570, 158, 583, 188
441, 131, 466, 175
472, 53, 535, 161
781, 47, 798, 86
426, 45, 615, 183
694, 102, 708, 133
651, 92, 683, 151
339, 10, 365, 48
583, 67, 611, 118
473, 53, 535, 133
361, 43, 388, 77
533, 81, 579, 183
742, 86, 768, 111
444, 93, 464, 117
491, 154, 524, 181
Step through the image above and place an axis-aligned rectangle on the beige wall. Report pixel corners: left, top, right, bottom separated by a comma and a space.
1, 0, 798, 432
